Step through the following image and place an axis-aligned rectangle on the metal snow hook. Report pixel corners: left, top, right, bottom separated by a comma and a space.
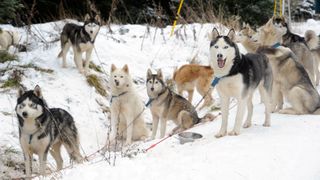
170, 0, 185, 37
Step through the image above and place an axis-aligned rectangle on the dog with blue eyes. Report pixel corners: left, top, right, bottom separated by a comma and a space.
209, 28, 273, 138
16, 85, 83, 178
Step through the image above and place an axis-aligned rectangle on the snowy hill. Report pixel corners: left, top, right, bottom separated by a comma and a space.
1, 19, 320, 180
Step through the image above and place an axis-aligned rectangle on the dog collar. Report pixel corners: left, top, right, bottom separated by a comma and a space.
145, 99, 153, 107
28, 128, 41, 144
146, 88, 168, 107
272, 42, 281, 48
211, 77, 221, 87
110, 91, 128, 104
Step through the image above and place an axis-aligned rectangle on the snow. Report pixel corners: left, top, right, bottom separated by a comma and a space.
1, 19, 320, 180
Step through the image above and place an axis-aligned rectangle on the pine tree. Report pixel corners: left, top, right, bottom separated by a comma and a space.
0, 0, 24, 24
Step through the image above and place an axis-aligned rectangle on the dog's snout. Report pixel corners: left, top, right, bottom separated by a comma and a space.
90, 30, 93, 33
114, 79, 120, 86
217, 54, 223, 58
22, 112, 28, 118
151, 87, 154, 91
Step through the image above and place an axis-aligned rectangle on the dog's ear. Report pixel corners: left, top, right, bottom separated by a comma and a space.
210, 28, 220, 41
18, 86, 25, 97
94, 15, 101, 23
84, 14, 90, 21
242, 22, 246, 28
122, 64, 129, 74
147, 69, 152, 79
227, 29, 236, 41
156, 69, 163, 80
33, 85, 42, 97
111, 64, 116, 72
265, 18, 274, 29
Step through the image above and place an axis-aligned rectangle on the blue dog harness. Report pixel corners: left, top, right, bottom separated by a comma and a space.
272, 42, 281, 48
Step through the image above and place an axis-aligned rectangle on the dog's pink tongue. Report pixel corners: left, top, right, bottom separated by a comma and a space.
217, 58, 225, 68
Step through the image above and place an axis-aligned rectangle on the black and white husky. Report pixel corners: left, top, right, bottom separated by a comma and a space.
58, 14, 101, 75
209, 28, 273, 138
16, 85, 83, 177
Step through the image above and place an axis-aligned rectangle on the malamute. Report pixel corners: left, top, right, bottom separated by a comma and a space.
146, 69, 215, 139
16, 85, 83, 177
58, 14, 101, 75
209, 28, 273, 138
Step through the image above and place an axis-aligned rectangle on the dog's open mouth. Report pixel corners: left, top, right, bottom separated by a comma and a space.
217, 58, 226, 68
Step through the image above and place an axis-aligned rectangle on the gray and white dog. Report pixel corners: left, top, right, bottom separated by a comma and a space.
16, 85, 83, 178
146, 69, 215, 139
209, 28, 273, 138
272, 16, 319, 86
58, 14, 101, 75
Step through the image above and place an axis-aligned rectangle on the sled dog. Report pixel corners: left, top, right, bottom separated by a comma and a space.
58, 14, 101, 75
146, 69, 215, 139
108, 64, 149, 145
0, 28, 20, 50
173, 64, 214, 109
16, 85, 83, 178
209, 28, 273, 138
257, 46, 320, 114
268, 16, 318, 86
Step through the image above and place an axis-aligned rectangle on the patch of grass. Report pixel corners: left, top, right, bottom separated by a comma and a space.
86, 74, 108, 97
0, 111, 12, 116
4, 146, 19, 155
0, 50, 18, 63
1, 70, 23, 88
19, 63, 54, 73
89, 62, 103, 73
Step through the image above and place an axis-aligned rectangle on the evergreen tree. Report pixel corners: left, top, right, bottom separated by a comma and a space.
0, 0, 24, 24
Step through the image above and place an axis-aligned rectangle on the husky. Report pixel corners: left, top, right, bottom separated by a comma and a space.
235, 23, 260, 53
0, 28, 20, 50
173, 64, 214, 109
58, 14, 101, 75
259, 17, 318, 86
15, 85, 83, 178
146, 69, 215, 139
209, 28, 273, 138
272, 17, 320, 85
258, 46, 320, 114
108, 64, 149, 145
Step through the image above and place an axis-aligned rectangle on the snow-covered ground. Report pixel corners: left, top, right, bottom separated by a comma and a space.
1, 19, 320, 180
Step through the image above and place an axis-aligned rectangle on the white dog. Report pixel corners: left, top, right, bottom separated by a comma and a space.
107, 64, 149, 145
0, 28, 20, 50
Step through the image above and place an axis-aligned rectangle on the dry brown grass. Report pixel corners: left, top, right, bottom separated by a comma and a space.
86, 74, 108, 97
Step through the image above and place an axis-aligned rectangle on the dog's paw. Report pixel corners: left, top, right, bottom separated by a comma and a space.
228, 130, 240, 136
278, 109, 289, 114
125, 141, 132, 146
263, 122, 271, 127
215, 130, 227, 138
243, 121, 251, 128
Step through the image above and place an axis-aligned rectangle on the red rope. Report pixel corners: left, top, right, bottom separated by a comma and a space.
145, 134, 172, 152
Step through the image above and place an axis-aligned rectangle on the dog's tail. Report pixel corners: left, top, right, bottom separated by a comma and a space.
305, 30, 319, 50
